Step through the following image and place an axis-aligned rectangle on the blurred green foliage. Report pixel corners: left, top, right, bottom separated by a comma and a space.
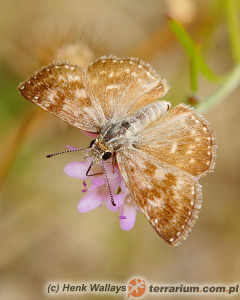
0, 65, 26, 131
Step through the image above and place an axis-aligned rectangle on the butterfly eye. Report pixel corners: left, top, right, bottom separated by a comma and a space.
89, 139, 96, 148
102, 152, 112, 160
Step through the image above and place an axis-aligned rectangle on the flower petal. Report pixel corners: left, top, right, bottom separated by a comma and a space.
120, 179, 130, 194
78, 190, 103, 213
66, 145, 77, 150
90, 176, 105, 189
105, 193, 125, 212
102, 163, 123, 191
119, 202, 137, 231
82, 130, 98, 138
64, 161, 90, 180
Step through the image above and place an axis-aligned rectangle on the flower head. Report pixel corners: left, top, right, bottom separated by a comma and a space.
64, 153, 139, 231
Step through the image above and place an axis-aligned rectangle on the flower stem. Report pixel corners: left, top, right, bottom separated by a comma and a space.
197, 65, 240, 114
225, 0, 240, 64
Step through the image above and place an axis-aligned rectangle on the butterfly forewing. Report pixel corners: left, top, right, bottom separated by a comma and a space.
88, 56, 169, 123
117, 149, 202, 246
18, 62, 105, 133
135, 104, 217, 178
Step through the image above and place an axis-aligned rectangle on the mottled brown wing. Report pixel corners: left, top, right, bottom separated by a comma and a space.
18, 62, 106, 133
87, 56, 169, 123
134, 104, 217, 178
117, 149, 202, 246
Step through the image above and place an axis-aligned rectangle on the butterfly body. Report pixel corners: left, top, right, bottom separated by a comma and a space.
18, 56, 217, 246
94, 100, 171, 157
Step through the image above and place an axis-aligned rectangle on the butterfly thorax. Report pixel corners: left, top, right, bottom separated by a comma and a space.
89, 101, 171, 161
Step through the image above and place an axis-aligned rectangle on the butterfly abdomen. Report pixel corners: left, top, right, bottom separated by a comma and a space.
127, 101, 171, 132
100, 101, 171, 152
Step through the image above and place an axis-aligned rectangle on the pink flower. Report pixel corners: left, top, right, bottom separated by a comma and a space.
64, 156, 139, 231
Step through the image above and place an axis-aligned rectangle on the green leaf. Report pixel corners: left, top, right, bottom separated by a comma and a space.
190, 43, 199, 93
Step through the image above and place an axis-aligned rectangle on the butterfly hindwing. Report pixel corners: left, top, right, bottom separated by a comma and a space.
134, 104, 217, 178
18, 62, 106, 133
117, 149, 202, 246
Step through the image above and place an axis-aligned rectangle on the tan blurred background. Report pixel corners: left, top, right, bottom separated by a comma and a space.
0, 0, 240, 299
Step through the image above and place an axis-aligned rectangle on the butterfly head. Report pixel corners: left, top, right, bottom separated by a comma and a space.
87, 138, 113, 163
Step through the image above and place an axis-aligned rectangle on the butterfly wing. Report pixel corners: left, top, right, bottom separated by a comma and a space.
87, 56, 169, 123
117, 149, 202, 246
18, 62, 106, 133
133, 104, 217, 178
18, 56, 168, 132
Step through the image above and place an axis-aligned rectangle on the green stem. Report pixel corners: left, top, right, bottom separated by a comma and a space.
225, 0, 240, 64
197, 65, 240, 114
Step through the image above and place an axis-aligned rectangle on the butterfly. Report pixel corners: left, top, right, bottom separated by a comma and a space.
18, 55, 217, 246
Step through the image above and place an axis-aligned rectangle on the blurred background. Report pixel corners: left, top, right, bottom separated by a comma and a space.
0, 0, 240, 299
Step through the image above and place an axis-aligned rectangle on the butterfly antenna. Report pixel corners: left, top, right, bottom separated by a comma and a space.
102, 160, 116, 207
46, 148, 85, 158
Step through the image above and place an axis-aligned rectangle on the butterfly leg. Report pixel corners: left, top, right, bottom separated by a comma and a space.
112, 152, 116, 173
86, 162, 103, 176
